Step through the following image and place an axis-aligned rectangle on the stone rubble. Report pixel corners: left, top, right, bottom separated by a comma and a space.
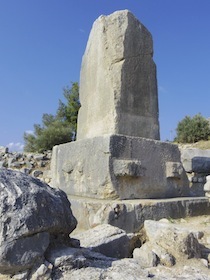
1, 7, 210, 279
0, 146, 52, 184
0, 168, 210, 279
72, 224, 133, 259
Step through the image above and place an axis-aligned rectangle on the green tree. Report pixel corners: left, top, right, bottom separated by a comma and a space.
24, 82, 80, 152
175, 114, 210, 143
57, 82, 80, 138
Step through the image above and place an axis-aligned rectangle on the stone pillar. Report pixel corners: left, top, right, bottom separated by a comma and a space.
51, 10, 189, 201
77, 10, 160, 140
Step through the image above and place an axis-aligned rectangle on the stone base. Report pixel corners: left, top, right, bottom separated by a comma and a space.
69, 195, 210, 233
51, 134, 190, 199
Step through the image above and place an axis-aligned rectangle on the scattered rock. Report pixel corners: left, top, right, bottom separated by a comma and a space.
29, 261, 53, 280
133, 241, 175, 268
200, 258, 209, 268
73, 224, 132, 258
159, 253, 176, 267
144, 220, 201, 260
133, 243, 158, 267
46, 246, 149, 280
0, 146, 8, 154
0, 149, 52, 184
32, 169, 43, 177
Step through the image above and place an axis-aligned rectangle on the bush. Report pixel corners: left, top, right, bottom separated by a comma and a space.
175, 114, 210, 143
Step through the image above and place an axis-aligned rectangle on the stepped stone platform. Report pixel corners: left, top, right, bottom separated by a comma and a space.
51, 10, 210, 238
69, 195, 210, 233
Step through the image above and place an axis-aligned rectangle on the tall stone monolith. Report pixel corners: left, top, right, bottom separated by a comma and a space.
51, 10, 189, 202
77, 10, 160, 140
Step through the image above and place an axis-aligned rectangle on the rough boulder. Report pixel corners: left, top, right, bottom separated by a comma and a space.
73, 224, 132, 258
0, 168, 77, 274
133, 219, 203, 268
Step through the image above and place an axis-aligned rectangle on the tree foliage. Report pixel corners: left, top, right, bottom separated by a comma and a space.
175, 114, 210, 143
56, 82, 80, 134
24, 82, 80, 152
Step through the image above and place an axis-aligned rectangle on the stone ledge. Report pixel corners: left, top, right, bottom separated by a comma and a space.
69, 195, 210, 234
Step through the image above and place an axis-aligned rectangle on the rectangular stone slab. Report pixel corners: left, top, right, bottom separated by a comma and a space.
69, 196, 210, 233
51, 134, 189, 199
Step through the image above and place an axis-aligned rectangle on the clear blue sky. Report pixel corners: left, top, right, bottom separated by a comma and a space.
1, 0, 210, 151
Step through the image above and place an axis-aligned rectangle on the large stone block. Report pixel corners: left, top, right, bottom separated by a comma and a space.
77, 10, 159, 140
180, 148, 210, 173
51, 134, 189, 200
73, 224, 131, 258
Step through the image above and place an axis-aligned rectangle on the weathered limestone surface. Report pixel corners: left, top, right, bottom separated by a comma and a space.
180, 148, 210, 173
143, 220, 201, 260
51, 134, 189, 199
73, 224, 132, 258
77, 10, 160, 140
51, 11, 189, 201
133, 219, 204, 269
180, 148, 210, 196
0, 168, 77, 274
46, 247, 150, 280
133, 243, 159, 268
204, 175, 210, 198
69, 195, 210, 233
0, 168, 209, 279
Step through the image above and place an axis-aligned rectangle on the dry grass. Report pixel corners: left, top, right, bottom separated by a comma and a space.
193, 140, 210, 149
177, 140, 210, 150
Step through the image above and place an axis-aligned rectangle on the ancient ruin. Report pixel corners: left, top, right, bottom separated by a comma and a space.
51, 10, 209, 233
52, 10, 189, 199
1, 10, 210, 280
77, 10, 159, 140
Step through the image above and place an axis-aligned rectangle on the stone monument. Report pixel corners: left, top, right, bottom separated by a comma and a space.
77, 10, 160, 140
50, 10, 210, 233
51, 10, 189, 201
